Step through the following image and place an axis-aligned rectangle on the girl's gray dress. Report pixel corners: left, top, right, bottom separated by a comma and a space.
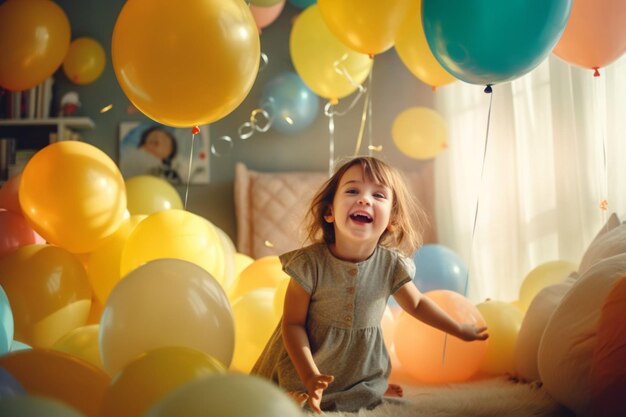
251, 243, 415, 412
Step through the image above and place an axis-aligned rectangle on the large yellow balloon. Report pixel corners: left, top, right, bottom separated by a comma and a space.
100, 346, 224, 417
318, 0, 410, 56
100, 259, 234, 376
125, 176, 182, 215
229, 256, 289, 301
392, 107, 447, 160
86, 215, 146, 304
290, 5, 373, 102
120, 209, 225, 285
63, 37, 106, 85
19, 141, 127, 254
0, 244, 92, 348
230, 289, 279, 373
518, 260, 577, 311
475, 300, 523, 376
394, 0, 456, 88
0, 349, 110, 417
112, 0, 260, 127
0, 0, 70, 91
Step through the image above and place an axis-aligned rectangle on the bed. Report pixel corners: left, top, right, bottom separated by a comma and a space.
233, 162, 625, 417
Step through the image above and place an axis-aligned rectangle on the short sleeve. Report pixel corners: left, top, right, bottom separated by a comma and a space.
391, 252, 415, 294
279, 248, 317, 294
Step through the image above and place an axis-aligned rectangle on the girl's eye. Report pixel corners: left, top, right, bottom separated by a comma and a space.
346, 188, 358, 194
373, 192, 386, 199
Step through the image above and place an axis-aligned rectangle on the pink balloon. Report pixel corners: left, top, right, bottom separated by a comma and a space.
250, 0, 285, 30
0, 174, 22, 214
554, 0, 626, 73
0, 210, 45, 257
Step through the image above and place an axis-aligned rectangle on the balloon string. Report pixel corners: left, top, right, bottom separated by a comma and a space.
325, 102, 336, 176
354, 63, 373, 155
184, 127, 198, 209
592, 75, 609, 221
367, 70, 373, 156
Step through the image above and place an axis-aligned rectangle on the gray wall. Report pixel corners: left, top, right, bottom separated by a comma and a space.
51, 0, 434, 241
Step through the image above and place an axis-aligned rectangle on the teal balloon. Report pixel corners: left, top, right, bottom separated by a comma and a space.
0, 396, 86, 417
412, 244, 467, 294
0, 285, 13, 355
422, 0, 572, 85
288, 0, 316, 9
261, 71, 319, 134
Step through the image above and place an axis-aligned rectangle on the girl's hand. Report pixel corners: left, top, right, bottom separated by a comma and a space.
304, 373, 334, 414
457, 323, 489, 341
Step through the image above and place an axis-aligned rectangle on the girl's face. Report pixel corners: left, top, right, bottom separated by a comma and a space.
328, 164, 393, 246
143, 129, 173, 160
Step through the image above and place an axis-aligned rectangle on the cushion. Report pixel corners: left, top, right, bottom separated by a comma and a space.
589, 276, 626, 417
514, 272, 577, 382
537, 253, 626, 416
578, 213, 622, 275
234, 162, 436, 259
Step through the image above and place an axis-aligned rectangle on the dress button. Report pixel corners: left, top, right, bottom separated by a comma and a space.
345, 316, 352, 322
346, 303, 353, 309
349, 269, 357, 276
346, 287, 355, 294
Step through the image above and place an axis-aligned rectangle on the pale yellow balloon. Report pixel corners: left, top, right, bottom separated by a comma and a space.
101, 346, 224, 417
53, 324, 103, 370
215, 227, 237, 294
125, 176, 183, 215
230, 288, 279, 373
290, 5, 373, 102
394, 0, 456, 88
120, 209, 225, 285
272, 277, 290, 320
229, 256, 289, 301
519, 260, 577, 311
476, 300, 524, 376
392, 107, 447, 160
234, 253, 254, 277
87, 215, 146, 304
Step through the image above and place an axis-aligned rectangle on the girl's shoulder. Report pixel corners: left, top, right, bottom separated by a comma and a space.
376, 245, 416, 274
279, 243, 326, 267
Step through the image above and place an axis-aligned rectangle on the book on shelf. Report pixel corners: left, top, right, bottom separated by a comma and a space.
0, 77, 54, 120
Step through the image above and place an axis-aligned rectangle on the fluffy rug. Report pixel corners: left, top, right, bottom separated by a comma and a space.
311, 377, 574, 417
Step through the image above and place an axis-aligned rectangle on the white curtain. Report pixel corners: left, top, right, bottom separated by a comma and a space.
433, 54, 626, 303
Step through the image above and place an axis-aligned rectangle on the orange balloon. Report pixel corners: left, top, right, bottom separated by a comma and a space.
0, 0, 70, 91
554, 0, 626, 72
111, 0, 260, 127
100, 346, 224, 417
63, 37, 106, 85
19, 141, 127, 254
394, 0, 456, 88
318, 0, 410, 55
394, 290, 488, 384
0, 244, 92, 348
229, 256, 289, 301
0, 349, 110, 417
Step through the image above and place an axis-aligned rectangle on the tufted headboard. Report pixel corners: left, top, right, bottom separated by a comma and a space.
234, 162, 436, 259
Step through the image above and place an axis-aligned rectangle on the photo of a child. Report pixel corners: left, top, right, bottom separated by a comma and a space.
118, 122, 210, 184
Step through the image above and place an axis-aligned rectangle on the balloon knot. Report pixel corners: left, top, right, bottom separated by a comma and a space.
432, 85, 437, 92
368, 53, 374, 59
484, 84, 493, 94
330, 98, 339, 105
593, 67, 600, 77
191, 126, 200, 135
600, 199, 609, 211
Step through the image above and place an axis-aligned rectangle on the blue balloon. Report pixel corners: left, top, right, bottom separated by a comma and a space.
260, 71, 319, 134
288, 0, 316, 9
0, 285, 13, 355
422, 0, 572, 85
0, 368, 25, 400
412, 244, 467, 295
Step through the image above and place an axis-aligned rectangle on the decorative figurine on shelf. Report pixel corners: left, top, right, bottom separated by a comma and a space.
59, 92, 81, 116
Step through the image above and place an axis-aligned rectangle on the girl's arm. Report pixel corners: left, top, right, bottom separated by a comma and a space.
393, 281, 488, 341
281, 279, 334, 413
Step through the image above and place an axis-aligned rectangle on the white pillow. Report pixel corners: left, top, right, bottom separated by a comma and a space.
514, 272, 577, 382
578, 213, 622, 275
537, 253, 626, 416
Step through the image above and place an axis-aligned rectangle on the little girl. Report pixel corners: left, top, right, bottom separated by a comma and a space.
252, 156, 488, 413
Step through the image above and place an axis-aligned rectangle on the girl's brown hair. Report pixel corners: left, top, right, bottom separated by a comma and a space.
304, 156, 427, 256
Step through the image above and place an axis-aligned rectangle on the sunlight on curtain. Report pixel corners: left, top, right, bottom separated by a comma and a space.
433, 54, 626, 303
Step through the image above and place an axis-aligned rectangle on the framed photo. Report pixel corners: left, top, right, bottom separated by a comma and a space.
118, 122, 210, 184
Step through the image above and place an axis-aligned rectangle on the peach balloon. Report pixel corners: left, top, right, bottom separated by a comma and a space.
0, 173, 22, 213
0, 349, 110, 417
0, 244, 92, 348
250, 0, 285, 30
0, 210, 45, 257
554, 0, 626, 72
394, 290, 488, 384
